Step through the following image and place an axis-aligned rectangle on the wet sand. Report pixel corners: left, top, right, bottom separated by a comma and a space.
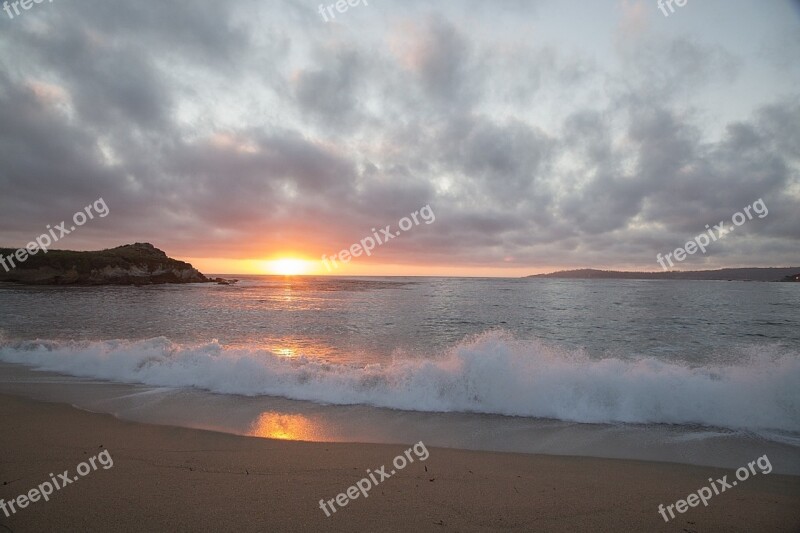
1, 393, 798, 532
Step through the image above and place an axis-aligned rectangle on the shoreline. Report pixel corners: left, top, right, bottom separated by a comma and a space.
1, 361, 799, 477
1, 393, 798, 531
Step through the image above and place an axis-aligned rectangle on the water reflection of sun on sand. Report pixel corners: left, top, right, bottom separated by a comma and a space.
247, 412, 325, 441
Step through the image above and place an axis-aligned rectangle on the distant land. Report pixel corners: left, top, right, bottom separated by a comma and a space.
527, 268, 800, 282
0, 243, 214, 286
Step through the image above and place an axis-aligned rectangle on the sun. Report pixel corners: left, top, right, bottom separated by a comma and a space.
264, 258, 312, 276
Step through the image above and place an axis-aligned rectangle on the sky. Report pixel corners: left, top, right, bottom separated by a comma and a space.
0, 0, 798, 276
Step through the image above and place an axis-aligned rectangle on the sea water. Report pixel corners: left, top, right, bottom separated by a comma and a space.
1, 277, 798, 472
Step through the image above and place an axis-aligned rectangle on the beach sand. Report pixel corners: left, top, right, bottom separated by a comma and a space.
1, 393, 798, 532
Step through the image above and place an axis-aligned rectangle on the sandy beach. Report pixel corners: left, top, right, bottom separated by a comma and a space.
0, 393, 797, 532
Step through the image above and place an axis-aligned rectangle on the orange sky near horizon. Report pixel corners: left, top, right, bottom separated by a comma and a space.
183, 255, 552, 278
183, 254, 677, 278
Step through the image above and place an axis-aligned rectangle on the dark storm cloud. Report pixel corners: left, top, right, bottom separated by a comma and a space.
293, 48, 366, 128
440, 115, 555, 205
400, 14, 478, 108
0, 71, 121, 219
0, 0, 797, 269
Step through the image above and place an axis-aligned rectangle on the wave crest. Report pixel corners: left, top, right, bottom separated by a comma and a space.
1, 332, 798, 433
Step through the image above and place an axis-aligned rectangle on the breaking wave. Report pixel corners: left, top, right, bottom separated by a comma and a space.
1, 332, 798, 433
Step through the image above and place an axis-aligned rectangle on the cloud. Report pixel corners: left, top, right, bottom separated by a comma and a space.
0, 0, 797, 271
618, 0, 649, 38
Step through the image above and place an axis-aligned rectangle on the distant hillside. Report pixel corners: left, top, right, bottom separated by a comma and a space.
0, 243, 210, 285
527, 267, 800, 282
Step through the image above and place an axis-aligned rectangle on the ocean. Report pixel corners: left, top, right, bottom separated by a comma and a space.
1, 277, 798, 472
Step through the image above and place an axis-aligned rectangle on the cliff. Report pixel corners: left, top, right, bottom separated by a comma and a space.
0, 243, 210, 285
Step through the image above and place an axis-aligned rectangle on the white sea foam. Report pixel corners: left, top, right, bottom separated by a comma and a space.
0, 332, 798, 433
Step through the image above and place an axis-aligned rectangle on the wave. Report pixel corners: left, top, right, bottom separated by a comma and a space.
0, 332, 798, 433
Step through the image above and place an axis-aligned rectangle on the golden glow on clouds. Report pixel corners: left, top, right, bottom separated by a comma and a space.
210, 132, 259, 154
27, 80, 69, 106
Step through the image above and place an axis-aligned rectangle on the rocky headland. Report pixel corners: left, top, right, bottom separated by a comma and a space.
526, 267, 800, 282
0, 243, 212, 286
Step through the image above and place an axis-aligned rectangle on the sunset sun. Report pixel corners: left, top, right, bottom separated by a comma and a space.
264, 258, 312, 276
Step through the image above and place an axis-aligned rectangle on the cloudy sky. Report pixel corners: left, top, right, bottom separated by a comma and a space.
1, 0, 798, 276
